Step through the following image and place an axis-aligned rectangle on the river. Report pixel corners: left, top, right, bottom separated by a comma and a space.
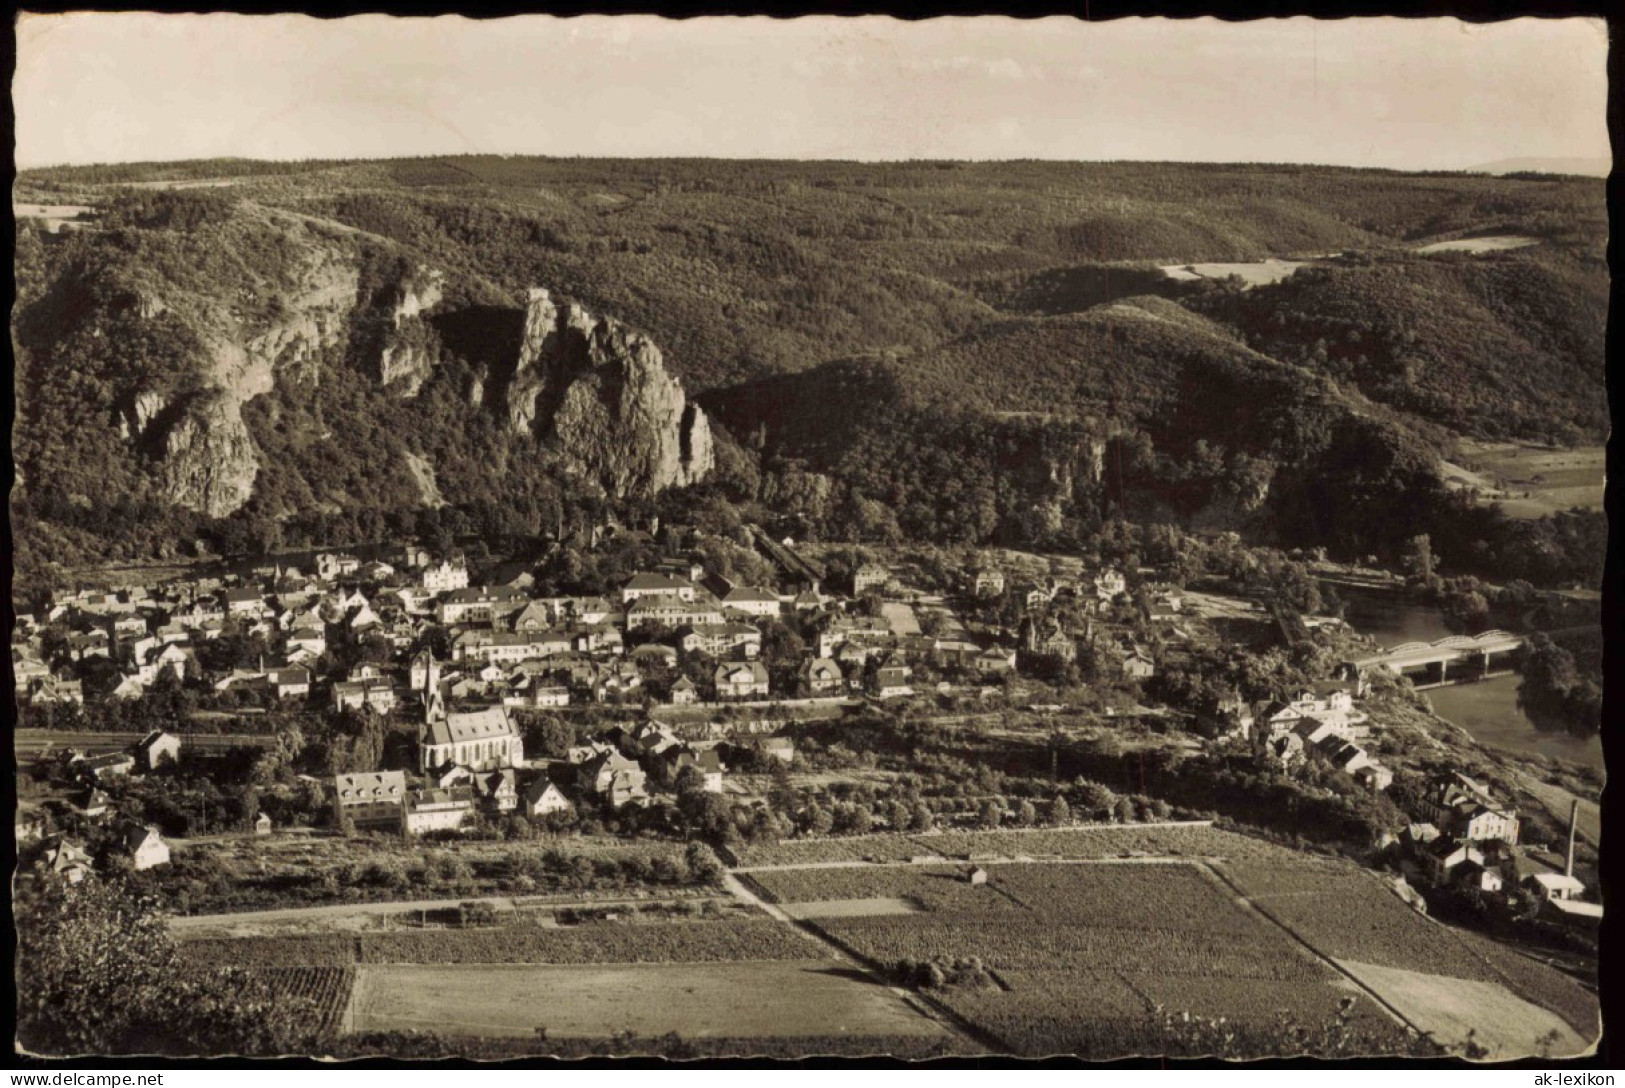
1336, 587, 1604, 770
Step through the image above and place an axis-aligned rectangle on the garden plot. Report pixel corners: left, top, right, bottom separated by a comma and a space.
350, 961, 949, 1040
1335, 961, 1590, 1059
781, 898, 923, 920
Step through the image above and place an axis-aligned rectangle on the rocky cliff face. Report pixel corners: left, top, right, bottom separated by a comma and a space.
504, 288, 713, 497
157, 245, 360, 517
379, 269, 445, 396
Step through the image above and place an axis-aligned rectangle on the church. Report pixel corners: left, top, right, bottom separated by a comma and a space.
415, 654, 525, 773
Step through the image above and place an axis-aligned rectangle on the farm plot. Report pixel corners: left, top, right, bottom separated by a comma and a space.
748, 866, 1024, 914
350, 961, 949, 1041
730, 834, 932, 867
733, 824, 1296, 868
1335, 961, 1591, 1060
176, 919, 819, 968
243, 967, 356, 1036
786, 860, 1397, 1056
179, 933, 358, 967
1221, 865, 1505, 980
781, 898, 922, 920
1222, 862, 1600, 1045
937, 972, 1157, 1058
356, 919, 819, 965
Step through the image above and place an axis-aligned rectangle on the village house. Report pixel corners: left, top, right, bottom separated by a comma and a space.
667, 675, 700, 705
627, 594, 726, 631
265, 667, 312, 699
571, 623, 624, 655
629, 643, 680, 670
1410, 772, 1521, 845
502, 678, 571, 709
1118, 640, 1156, 680
436, 586, 528, 626
975, 646, 1018, 676
799, 656, 845, 694
452, 628, 572, 665
316, 552, 363, 581
333, 771, 408, 832
1420, 836, 1485, 884
1261, 683, 1370, 742
721, 586, 781, 617
1093, 569, 1128, 603
222, 587, 269, 618
137, 730, 182, 771
12, 648, 51, 691
579, 750, 649, 807
473, 768, 520, 813
659, 746, 726, 792
523, 774, 574, 818
121, 824, 171, 870
680, 622, 762, 659
714, 660, 770, 700
26, 675, 84, 706
45, 839, 92, 884
621, 572, 697, 605
332, 677, 398, 715
852, 564, 890, 596
592, 661, 644, 703
286, 626, 327, 659
870, 658, 913, 698
422, 558, 470, 593
74, 751, 136, 783
421, 704, 525, 772
971, 567, 1006, 598
402, 785, 478, 835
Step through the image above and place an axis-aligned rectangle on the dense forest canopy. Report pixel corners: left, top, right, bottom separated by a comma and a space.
11, 157, 1607, 592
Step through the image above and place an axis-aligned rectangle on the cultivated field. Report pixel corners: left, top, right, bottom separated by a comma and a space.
350, 961, 948, 1041
780, 898, 923, 920
1443, 442, 1604, 518
1335, 961, 1589, 1059
1158, 258, 1310, 286
179, 918, 820, 967
1414, 235, 1538, 254
761, 860, 1413, 1057
731, 823, 1299, 868
1219, 862, 1599, 1050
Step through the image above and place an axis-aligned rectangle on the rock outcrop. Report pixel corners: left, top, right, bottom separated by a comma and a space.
379, 269, 445, 396
160, 248, 359, 517
118, 389, 170, 441
505, 288, 713, 497
160, 394, 262, 519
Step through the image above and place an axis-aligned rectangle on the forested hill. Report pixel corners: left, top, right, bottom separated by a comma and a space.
11, 157, 1607, 588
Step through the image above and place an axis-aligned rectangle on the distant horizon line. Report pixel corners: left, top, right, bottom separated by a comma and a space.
16, 151, 1613, 177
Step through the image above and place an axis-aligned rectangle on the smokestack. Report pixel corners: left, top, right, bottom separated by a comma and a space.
1566, 799, 1578, 878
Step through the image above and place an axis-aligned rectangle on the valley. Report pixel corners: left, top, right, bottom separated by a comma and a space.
11, 156, 1605, 1063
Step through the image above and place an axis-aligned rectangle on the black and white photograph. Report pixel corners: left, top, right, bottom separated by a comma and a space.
9, 10, 1609, 1064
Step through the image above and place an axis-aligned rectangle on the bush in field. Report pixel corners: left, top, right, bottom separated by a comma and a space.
684, 843, 726, 886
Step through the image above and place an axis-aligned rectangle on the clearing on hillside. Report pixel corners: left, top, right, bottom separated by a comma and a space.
349, 961, 949, 1040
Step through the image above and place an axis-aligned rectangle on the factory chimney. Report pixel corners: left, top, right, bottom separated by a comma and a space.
1565, 799, 1579, 878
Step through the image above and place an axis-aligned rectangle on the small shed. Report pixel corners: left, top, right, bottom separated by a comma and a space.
966, 866, 989, 886
254, 812, 273, 836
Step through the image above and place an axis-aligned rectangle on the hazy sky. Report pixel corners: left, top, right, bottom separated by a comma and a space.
13, 13, 1611, 170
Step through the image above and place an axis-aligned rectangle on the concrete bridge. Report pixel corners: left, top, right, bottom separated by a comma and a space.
1353, 629, 1526, 684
